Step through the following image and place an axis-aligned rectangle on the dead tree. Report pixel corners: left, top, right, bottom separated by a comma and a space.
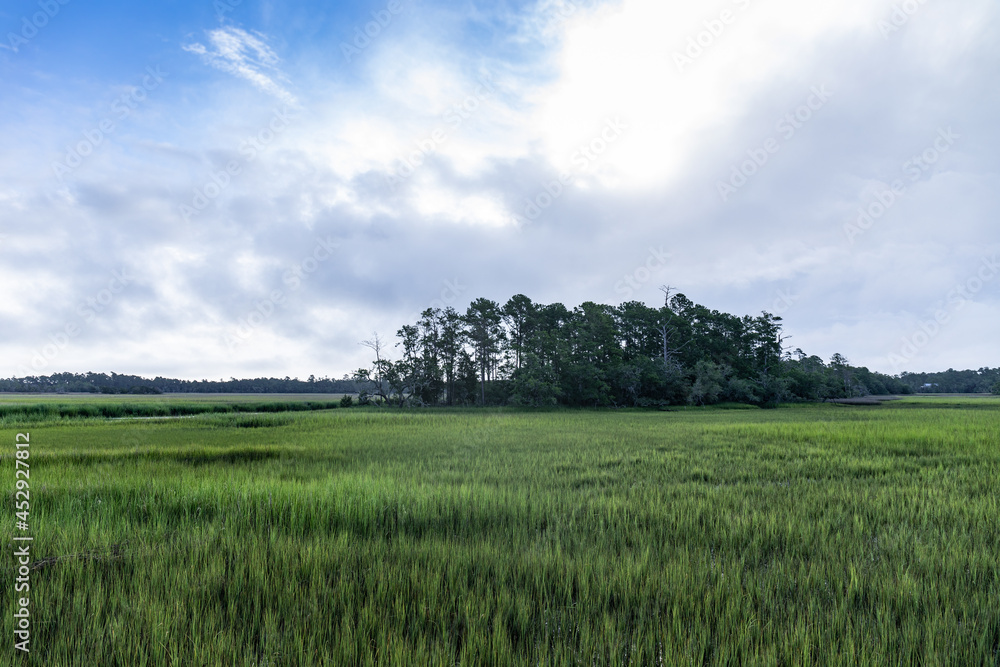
659, 285, 676, 309
656, 285, 689, 372
358, 333, 392, 404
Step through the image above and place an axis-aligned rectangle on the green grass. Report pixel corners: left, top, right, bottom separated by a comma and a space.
0, 397, 343, 425
3, 399, 999, 665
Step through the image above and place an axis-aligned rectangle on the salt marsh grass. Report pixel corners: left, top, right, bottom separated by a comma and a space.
2, 398, 999, 664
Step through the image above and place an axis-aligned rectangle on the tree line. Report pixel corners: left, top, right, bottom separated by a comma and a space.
0, 372, 359, 395
897, 368, 1000, 394
353, 291, 919, 408
6, 312, 994, 401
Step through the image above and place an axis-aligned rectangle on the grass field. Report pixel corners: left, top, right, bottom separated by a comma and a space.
3, 397, 1000, 665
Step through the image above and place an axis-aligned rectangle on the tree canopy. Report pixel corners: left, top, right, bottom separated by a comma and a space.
354, 293, 917, 408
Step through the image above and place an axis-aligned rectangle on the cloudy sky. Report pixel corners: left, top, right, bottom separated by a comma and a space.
1, 0, 997, 381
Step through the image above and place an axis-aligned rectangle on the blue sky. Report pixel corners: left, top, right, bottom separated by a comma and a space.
1, 0, 998, 380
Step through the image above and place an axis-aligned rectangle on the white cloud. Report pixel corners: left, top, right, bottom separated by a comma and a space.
183, 27, 299, 107
526, 0, 909, 191
3, 0, 999, 379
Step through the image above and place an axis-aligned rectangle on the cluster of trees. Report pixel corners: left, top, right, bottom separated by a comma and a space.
8, 305, 992, 403
0, 372, 359, 395
897, 368, 1000, 394
353, 292, 913, 408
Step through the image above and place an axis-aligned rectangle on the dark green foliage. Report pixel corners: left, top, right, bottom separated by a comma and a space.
355, 294, 913, 407
897, 368, 1000, 393
689, 360, 728, 406
98, 384, 162, 394
509, 353, 561, 407
0, 371, 359, 394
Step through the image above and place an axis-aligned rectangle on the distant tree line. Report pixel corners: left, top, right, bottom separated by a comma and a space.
0, 372, 359, 395
7, 310, 994, 402
897, 368, 1000, 394
353, 292, 918, 408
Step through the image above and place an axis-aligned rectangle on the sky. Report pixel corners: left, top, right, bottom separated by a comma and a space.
1, 0, 998, 381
